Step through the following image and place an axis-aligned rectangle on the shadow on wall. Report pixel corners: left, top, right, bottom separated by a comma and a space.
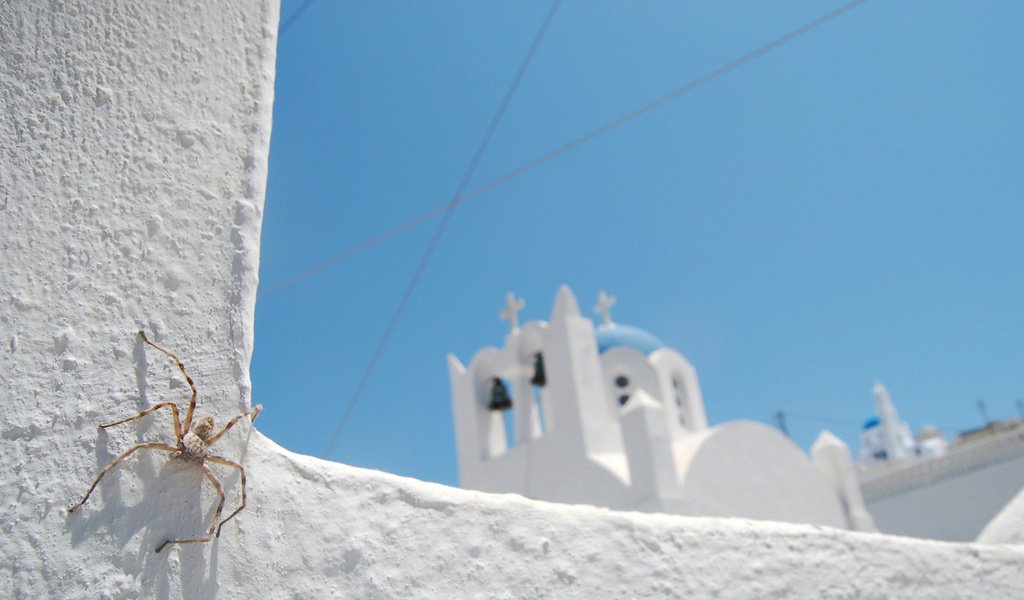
63, 335, 257, 599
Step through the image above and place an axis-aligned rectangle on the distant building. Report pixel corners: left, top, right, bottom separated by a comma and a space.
859, 383, 920, 464
447, 286, 872, 531
857, 385, 1024, 541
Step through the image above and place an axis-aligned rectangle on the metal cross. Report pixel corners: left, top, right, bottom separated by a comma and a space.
499, 292, 525, 331
594, 290, 617, 326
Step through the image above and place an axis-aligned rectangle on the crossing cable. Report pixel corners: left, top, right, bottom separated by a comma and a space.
260, 0, 870, 300
280, 0, 315, 36
322, 0, 564, 457
782, 412, 864, 428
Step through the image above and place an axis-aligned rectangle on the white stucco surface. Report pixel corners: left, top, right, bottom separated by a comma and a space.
671, 421, 846, 527
1, 1, 276, 596
866, 454, 1024, 542
978, 484, 1024, 544
3, 2, 1024, 598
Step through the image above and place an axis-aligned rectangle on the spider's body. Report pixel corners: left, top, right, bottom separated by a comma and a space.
176, 415, 215, 462
68, 331, 261, 553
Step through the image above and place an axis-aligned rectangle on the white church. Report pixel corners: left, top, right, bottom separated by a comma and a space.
448, 286, 875, 531
449, 286, 1024, 541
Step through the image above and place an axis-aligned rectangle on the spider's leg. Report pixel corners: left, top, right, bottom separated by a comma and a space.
68, 443, 177, 513
99, 401, 182, 440
205, 404, 262, 446
139, 330, 198, 434
206, 455, 248, 536
155, 463, 225, 553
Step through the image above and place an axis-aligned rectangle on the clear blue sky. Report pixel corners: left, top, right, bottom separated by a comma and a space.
252, 0, 1024, 487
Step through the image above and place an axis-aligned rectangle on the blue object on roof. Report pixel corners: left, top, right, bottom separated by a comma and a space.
863, 416, 880, 430
596, 324, 666, 355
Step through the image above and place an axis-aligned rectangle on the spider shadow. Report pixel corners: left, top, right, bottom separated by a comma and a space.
65, 440, 226, 596
64, 335, 230, 599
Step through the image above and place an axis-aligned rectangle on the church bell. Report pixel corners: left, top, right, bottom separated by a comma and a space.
488, 377, 512, 411
530, 353, 546, 387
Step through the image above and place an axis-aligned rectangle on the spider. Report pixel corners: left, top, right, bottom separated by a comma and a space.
68, 330, 262, 553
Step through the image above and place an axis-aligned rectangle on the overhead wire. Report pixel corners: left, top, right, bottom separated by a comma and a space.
259, 0, 870, 301
279, 0, 315, 36
782, 412, 865, 428
274, 0, 875, 455
259, 203, 447, 298
321, 0, 565, 457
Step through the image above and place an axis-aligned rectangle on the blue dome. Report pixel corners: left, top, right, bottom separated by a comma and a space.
863, 416, 880, 430
596, 324, 666, 355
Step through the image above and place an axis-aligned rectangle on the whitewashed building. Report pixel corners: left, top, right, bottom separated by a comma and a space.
857, 384, 1024, 541
448, 286, 872, 530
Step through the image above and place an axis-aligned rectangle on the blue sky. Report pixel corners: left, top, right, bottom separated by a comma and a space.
253, 0, 1024, 487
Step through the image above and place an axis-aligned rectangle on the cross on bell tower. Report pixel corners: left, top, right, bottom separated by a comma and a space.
594, 290, 617, 326
499, 292, 525, 332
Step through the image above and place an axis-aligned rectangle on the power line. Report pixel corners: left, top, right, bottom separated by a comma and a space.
321, 0, 564, 457
259, 0, 870, 300
280, 0, 315, 36
783, 412, 863, 428
258, 203, 447, 298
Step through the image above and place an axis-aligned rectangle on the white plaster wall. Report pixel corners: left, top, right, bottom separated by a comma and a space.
3, 2, 1024, 598
672, 421, 847, 527
1, 1, 275, 596
977, 484, 1024, 544
867, 454, 1024, 541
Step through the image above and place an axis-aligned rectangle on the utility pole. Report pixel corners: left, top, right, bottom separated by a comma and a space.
775, 410, 789, 438
977, 397, 990, 427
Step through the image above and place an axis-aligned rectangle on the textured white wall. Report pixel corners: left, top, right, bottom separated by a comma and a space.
0, 1, 276, 596
978, 485, 1024, 544
867, 454, 1024, 541
2, 2, 1022, 599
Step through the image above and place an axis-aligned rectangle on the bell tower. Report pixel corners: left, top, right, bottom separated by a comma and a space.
447, 286, 848, 531
447, 286, 633, 505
